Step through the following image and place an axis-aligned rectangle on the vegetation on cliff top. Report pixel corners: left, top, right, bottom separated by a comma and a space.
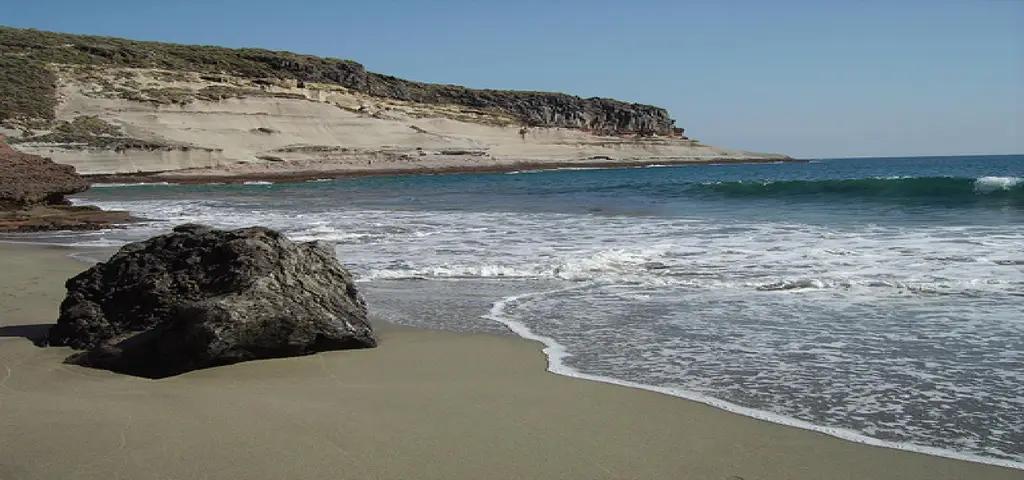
0, 56, 58, 125
0, 26, 676, 134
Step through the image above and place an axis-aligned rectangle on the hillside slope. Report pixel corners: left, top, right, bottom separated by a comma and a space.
0, 27, 790, 179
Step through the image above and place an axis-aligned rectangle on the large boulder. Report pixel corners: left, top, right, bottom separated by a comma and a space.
46, 224, 376, 378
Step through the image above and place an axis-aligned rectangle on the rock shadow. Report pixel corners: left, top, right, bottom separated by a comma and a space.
0, 324, 51, 346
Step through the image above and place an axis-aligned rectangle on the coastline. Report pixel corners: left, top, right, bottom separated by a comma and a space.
84, 156, 807, 185
1, 241, 1019, 479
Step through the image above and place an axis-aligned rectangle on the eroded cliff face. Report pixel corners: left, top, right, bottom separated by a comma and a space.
0, 27, 789, 177
0, 26, 675, 134
359, 80, 674, 134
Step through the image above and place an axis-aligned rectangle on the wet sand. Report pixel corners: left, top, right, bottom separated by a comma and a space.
0, 242, 1018, 479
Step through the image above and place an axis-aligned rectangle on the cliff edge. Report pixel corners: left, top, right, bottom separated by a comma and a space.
0, 26, 790, 179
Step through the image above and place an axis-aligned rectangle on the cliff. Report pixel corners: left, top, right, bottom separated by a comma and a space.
0, 27, 673, 134
0, 26, 789, 179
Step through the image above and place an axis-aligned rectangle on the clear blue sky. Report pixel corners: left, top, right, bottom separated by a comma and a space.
4, 0, 1021, 158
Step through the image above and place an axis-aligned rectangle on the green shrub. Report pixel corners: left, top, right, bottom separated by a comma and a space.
0, 57, 57, 125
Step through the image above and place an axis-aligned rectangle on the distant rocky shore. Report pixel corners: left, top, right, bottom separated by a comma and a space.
0, 136, 129, 232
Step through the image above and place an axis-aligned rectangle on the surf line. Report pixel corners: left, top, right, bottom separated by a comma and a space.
483, 283, 1024, 471
484, 282, 597, 368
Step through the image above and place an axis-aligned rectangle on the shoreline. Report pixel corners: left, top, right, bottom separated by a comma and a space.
482, 287, 1024, 472
1, 240, 1021, 478
84, 156, 808, 185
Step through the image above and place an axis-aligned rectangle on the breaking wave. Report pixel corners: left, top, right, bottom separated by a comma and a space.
696, 176, 1024, 202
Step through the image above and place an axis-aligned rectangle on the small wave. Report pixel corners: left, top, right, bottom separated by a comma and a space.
756, 279, 832, 291
358, 247, 680, 283
696, 176, 1024, 202
242, 181, 274, 185
359, 259, 1010, 297
974, 176, 1022, 193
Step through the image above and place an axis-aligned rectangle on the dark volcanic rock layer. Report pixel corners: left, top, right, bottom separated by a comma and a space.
0, 26, 676, 134
47, 224, 377, 378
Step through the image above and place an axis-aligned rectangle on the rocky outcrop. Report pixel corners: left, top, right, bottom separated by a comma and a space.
46, 224, 377, 378
0, 204, 132, 232
0, 26, 676, 134
381, 86, 674, 134
0, 136, 130, 231
0, 137, 89, 209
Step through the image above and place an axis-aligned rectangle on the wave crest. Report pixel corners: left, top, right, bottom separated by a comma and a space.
698, 176, 1024, 202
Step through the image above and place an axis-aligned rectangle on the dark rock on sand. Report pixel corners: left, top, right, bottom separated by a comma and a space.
0, 205, 132, 232
46, 224, 376, 378
0, 136, 129, 231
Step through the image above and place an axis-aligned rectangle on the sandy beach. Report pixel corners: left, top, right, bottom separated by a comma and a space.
0, 241, 1019, 480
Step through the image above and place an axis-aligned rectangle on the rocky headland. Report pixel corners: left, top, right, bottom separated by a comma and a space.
0, 135, 128, 231
0, 26, 792, 182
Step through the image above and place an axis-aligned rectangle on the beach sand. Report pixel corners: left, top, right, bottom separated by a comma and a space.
0, 242, 1018, 479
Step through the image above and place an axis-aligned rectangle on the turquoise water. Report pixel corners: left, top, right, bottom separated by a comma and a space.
26, 154, 1024, 468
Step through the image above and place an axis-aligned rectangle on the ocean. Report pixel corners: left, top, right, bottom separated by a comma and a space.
23, 155, 1024, 468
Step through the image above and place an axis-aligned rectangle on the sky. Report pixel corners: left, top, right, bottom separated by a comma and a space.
3, 0, 1021, 158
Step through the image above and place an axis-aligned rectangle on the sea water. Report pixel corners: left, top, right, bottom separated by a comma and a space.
22, 155, 1024, 468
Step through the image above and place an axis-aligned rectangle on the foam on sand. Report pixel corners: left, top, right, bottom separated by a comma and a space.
485, 287, 1024, 471
1, 241, 1020, 479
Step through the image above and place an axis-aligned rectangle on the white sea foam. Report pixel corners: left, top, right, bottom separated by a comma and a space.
70, 199, 1024, 297
484, 288, 1024, 470
974, 176, 1022, 193
243, 180, 274, 185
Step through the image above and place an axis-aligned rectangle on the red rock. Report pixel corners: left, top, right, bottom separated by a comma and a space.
0, 136, 130, 231
0, 136, 90, 209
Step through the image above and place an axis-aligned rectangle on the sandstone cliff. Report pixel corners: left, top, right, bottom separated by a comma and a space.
0, 27, 789, 178
1, 27, 674, 134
